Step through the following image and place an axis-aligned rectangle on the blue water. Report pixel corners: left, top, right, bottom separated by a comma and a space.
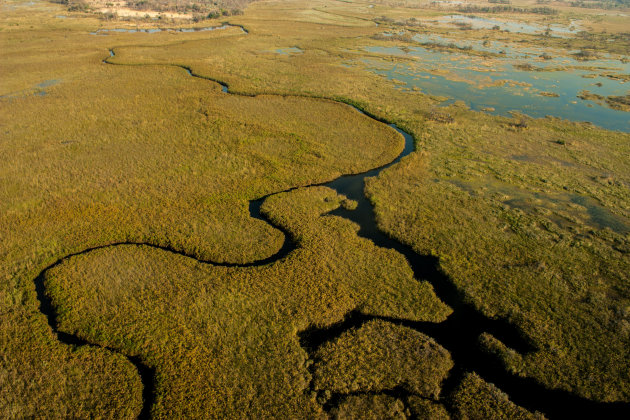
36, 79, 60, 88
90, 25, 231, 35
364, 45, 630, 132
434, 15, 581, 37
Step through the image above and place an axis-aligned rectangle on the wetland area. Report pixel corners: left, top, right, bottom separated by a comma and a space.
1, 0, 630, 418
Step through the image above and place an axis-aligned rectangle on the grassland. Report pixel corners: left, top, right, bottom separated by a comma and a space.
450, 372, 545, 419
311, 319, 453, 399
43, 187, 449, 417
2, 0, 629, 417
364, 98, 630, 403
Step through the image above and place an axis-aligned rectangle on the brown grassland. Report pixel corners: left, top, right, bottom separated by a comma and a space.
1, 0, 629, 418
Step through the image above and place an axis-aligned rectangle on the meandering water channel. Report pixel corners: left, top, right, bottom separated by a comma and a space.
363, 44, 630, 132
32, 43, 630, 419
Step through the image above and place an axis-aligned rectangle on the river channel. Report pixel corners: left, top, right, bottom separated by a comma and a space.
32, 45, 630, 419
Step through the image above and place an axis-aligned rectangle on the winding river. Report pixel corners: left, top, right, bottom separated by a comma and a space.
32, 41, 630, 419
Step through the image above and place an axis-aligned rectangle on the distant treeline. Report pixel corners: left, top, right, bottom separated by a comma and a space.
53, 0, 258, 18
50, 0, 92, 12
569, 0, 630, 9
454, 5, 559, 14
125, 0, 251, 16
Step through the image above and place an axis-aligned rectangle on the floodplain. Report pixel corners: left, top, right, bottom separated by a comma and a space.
1, 0, 629, 418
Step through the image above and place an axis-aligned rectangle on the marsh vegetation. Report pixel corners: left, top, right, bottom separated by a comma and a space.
1, 0, 629, 418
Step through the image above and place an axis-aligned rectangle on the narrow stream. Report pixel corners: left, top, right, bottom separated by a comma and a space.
90, 23, 249, 35
311, 125, 630, 419
31, 47, 630, 419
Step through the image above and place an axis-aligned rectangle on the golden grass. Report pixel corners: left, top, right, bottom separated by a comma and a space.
2, 0, 629, 416
43, 187, 448, 417
451, 372, 544, 419
0, 10, 413, 415
407, 396, 451, 419
331, 394, 407, 419
365, 110, 630, 401
312, 319, 453, 399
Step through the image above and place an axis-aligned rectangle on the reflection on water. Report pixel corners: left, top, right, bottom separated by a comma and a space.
363, 43, 630, 132
433, 15, 581, 37
89, 25, 232, 35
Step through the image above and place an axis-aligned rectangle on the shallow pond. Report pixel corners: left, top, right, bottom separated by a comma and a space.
90, 25, 232, 35
363, 44, 630, 132
432, 15, 581, 37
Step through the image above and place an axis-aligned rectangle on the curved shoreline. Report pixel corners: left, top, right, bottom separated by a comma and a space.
31, 45, 630, 419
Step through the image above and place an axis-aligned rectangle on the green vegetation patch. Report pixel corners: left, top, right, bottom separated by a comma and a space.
312, 319, 453, 398
407, 396, 451, 419
260, 188, 452, 323
42, 186, 449, 417
365, 109, 630, 401
3, 0, 630, 416
330, 394, 407, 420
450, 372, 544, 419
578, 89, 630, 112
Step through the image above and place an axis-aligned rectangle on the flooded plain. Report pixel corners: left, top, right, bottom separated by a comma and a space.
429, 15, 581, 37
362, 35, 630, 132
